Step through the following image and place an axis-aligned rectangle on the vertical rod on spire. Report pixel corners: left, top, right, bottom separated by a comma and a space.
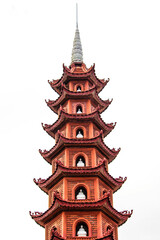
76, 3, 78, 28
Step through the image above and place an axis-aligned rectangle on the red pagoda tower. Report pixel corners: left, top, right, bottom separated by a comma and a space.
30, 10, 132, 240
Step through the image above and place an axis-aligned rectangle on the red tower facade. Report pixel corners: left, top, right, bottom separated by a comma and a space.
30, 21, 132, 240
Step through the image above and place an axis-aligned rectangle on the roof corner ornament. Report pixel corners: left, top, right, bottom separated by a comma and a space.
71, 3, 83, 64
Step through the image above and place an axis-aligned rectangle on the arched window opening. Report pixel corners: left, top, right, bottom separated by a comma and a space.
76, 155, 85, 167
75, 187, 87, 200
77, 86, 82, 92
76, 129, 84, 138
76, 222, 88, 236
76, 105, 82, 114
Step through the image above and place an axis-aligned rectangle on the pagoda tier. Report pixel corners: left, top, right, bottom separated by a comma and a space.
48, 63, 109, 95
39, 131, 120, 164
33, 160, 126, 194
42, 108, 116, 139
29, 191, 133, 228
46, 85, 112, 114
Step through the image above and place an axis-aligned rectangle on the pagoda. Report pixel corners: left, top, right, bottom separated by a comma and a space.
30, 9, 132, 240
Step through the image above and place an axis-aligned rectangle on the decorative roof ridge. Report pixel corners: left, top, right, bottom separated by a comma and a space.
41, 108, 116, 138
48, 64, 94, 89
39, 131, 121, 164
45, 87, 112, 114
45, 85, 97, 109
48, 63, 109, 95
29, 190, 133, 227
41, 107, 98, 131
57, 131, 120, 154
33, 159, 127, 193
33, 159, 106, 186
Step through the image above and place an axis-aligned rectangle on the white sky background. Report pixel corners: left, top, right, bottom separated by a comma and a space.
0, 0, 160, 239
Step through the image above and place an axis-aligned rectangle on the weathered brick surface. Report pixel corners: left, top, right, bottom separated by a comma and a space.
96, 150, 106, 164
67, 178, 95, 200
70, 122, 89, 138
52, 150, 65, 172
102, 213, 118, 240
49, 179, 64, 206
93, 124, 100, 137
46, 214, 62, 240
69, 148, 92, 167
71, 100, 87, 114
99, 179, 113, 203
66, 212, 98, 237
71, 81, 86, 91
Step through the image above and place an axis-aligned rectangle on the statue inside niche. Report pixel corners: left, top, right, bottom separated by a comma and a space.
77, 86, 81, 92
76, 189, 86, 200
77, 157, 85, 167
77, 225, 87, 236
76, 130, 84, 138
77, 106, 82, 113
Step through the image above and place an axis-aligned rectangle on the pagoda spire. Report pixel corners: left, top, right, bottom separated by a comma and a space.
71, 3, 83, 63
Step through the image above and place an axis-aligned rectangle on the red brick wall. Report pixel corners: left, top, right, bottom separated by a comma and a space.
71, 81, 86, 91
52, 150, 65, 172
67, 178, 95, 200
96, 150, 106, 165
91, 102, 96, 112
49, 179, 64, 206
62, 102, 68, 113
93, 124, 100, 137
71, 99, 87, 114
68, 148, 92, 167
101, 213, 118, 240
46, 214, 62, 240
70, 122, 89, 138
99, 179, 113, 203
66, 212, 98, 237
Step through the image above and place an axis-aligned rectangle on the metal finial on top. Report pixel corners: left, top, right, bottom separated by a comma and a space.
71, 3, 83, 63
76, 3, 78, 28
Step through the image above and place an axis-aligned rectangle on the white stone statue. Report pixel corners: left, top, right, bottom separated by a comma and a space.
77, 87, 81, 92
77, 108, 82, 113
76, 189, 86, 200
76, 130, 83, 138
77, 158, 85, 167
77, 225, 87, 236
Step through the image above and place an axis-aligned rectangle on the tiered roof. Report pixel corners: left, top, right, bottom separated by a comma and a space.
29, 191, 133, 228
46, 85, 112, 114
42, 108, 116, 138
39, 131, 120, 164
30, 9, 132, 239
33, 159, 127, 194
48, 63, 109, 94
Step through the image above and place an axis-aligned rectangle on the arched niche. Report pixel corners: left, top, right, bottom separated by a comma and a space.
76, 155, 85, 167
73, 126, 87, 139
72, 183, 90, 200
76, 222, 88, 236
76, 105, 83, 114
75, 186, 87, 199
73, 152, 89, 167
74, 83, 83, 92
77, 85, 82, 92
72, 218, 91, 237
76, 128, 84, 138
